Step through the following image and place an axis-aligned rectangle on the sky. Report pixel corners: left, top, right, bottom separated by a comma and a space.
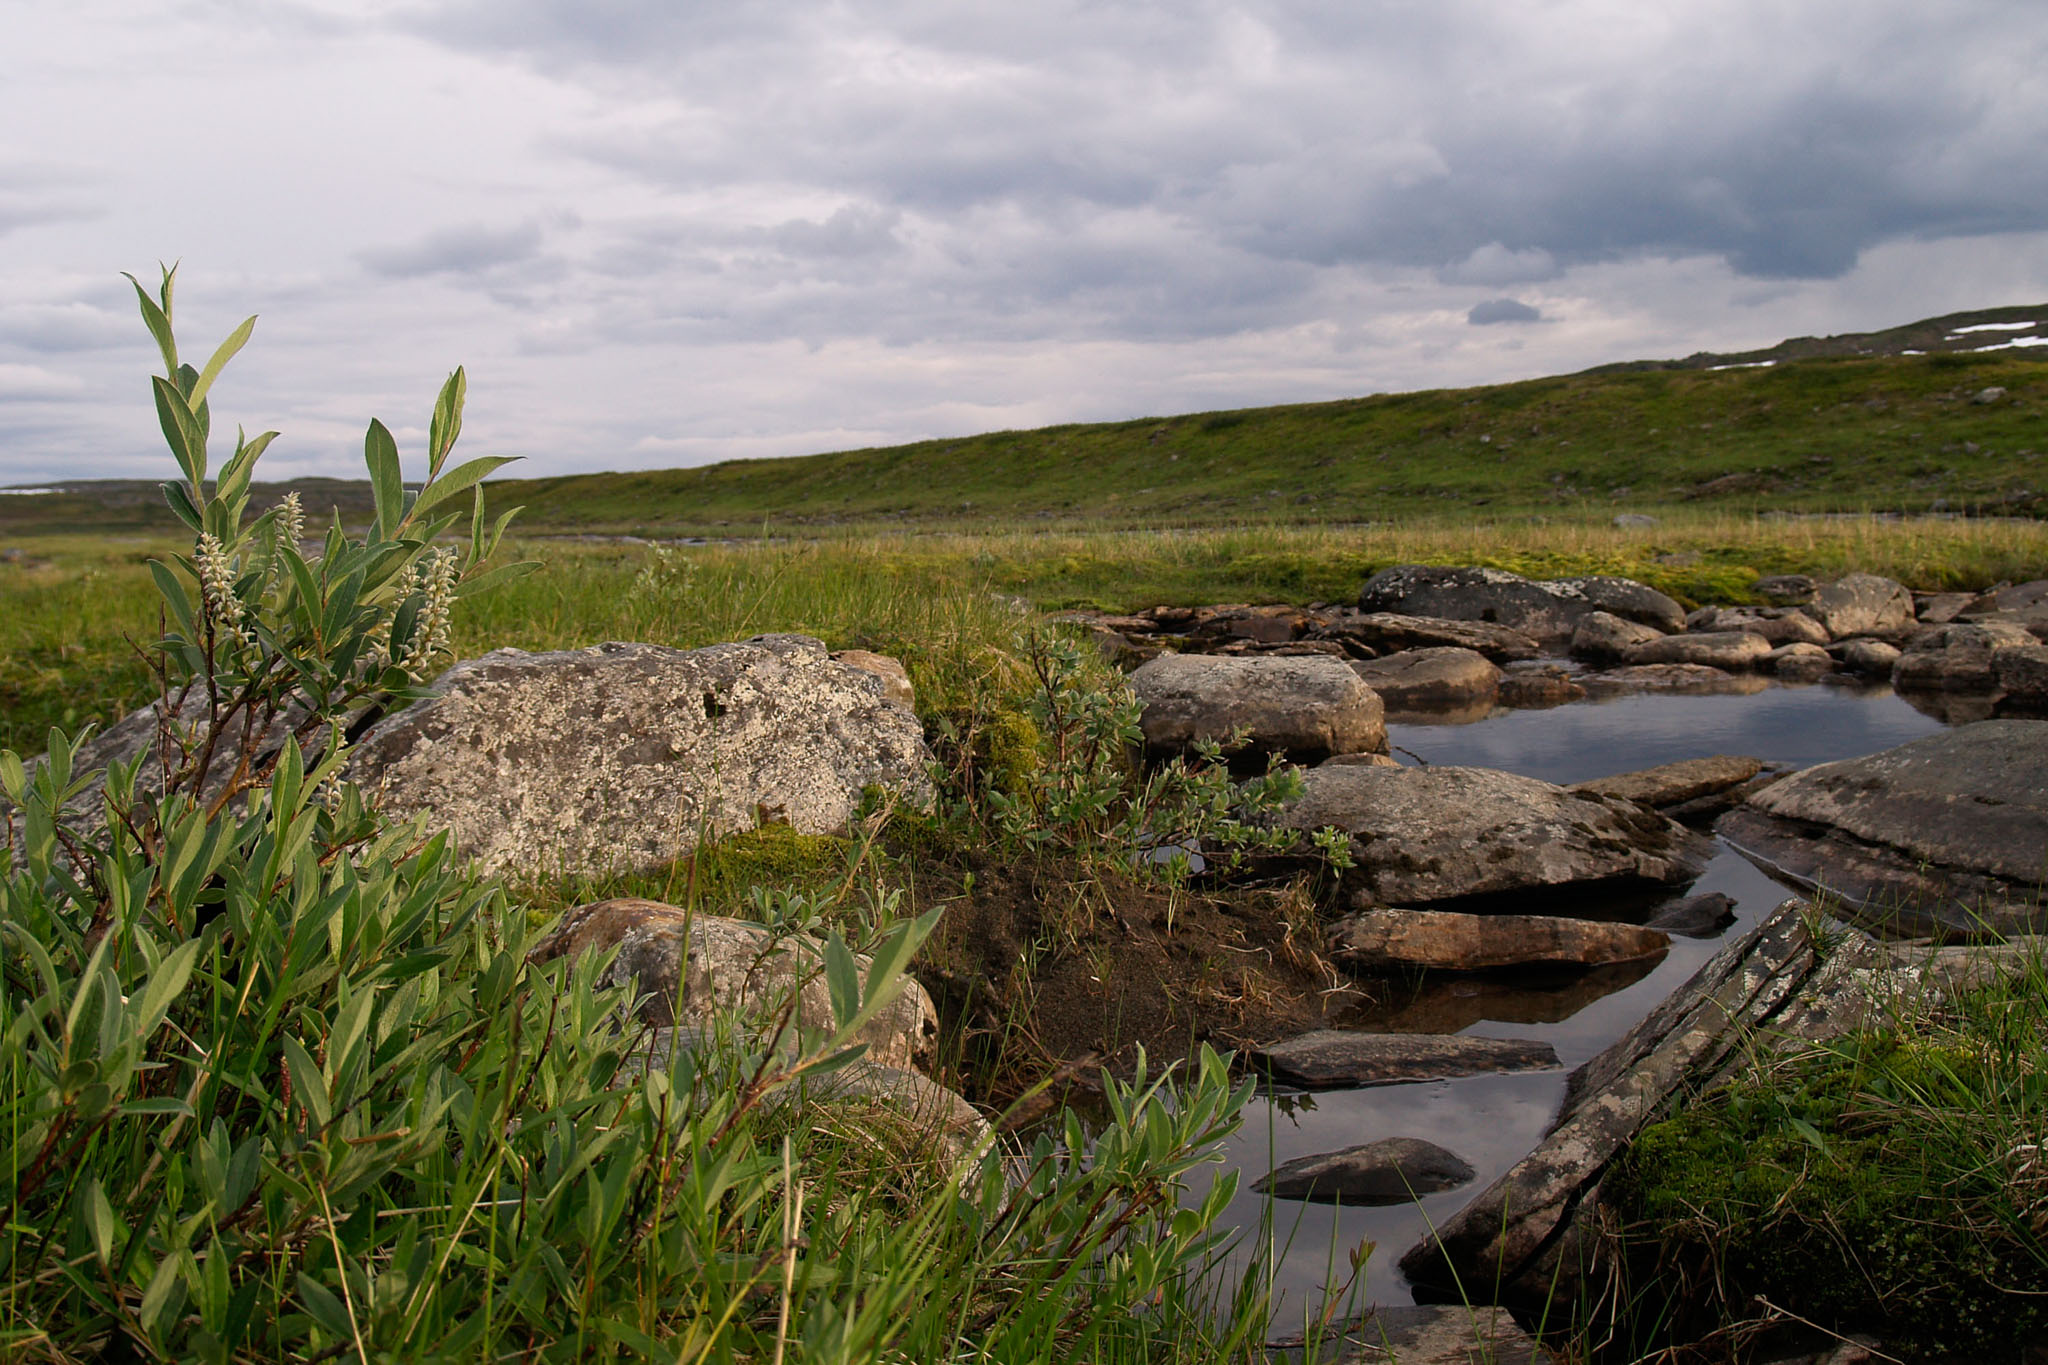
4, 0, 2047, 485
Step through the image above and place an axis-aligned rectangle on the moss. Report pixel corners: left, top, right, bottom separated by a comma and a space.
691, 824, 850, 895
979, 709, 1044, 801
1611, 1035, 2047, 1359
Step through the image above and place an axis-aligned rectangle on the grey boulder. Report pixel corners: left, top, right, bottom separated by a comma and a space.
350, 637, 933, 877
1128, 652, 1386, 765
1623, 630, 1774, 671
1800, 573, 1915, 640
1314, 611, 1542, 663
1696, 605, 1833, 646
1891, 621, 2039, 692
1275, 764, 1711, 908
1568, 611, 1665, 664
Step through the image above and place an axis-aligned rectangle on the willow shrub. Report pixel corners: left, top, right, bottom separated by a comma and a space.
0, 273, 1262, 1363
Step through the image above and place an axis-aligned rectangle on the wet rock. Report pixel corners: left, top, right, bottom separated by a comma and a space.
1578, 664, 1768, 697
1643, 891, 1739, 937
1314, 611, 1542, 663
1624, 630, 1774, 671
1695, 606, 1833, 646
1497, 662, 1587, 709
350, 638, 933, 877
1397, 899, 1894, 1310
1568, 610, 1664, 664
1246, 1030, 1561, 1090
1253, 1137, 1476, 1205
1348, 647, 1502, 710
1571, 754, 1764, 809
1891, 621, 2038, 691
1762, 642, 1836, 679
1129, 653, 1387, 765
830, 649, 915, 709
1833, 638, 1902, 677
1275, 765, 1712, 907
1800, 573, 1915, 641
530, 900, 940, 1070
1718, 720, 2048, 936
1267, 1304, 1552, 1365
1754, 574, 1820, 606
1326, 908, 1670, 973
1357, 566, 1683, 644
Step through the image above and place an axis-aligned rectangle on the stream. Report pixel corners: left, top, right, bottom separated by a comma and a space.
1213, 678, 1949, 1322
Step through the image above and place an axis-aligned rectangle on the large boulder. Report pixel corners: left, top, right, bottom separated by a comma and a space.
1348, 647, 1501, 711
349, 637, 932, 877
1357, 566, 1684, 644
1891, 621, 2038, 691
1623, 631, 1774, 671
1800, 573, 1915, 641
530, 899, 940, 1071
1274, 765, 1712, 908
1326, 908, 1670, 973
1127, 652, 1386, 765
1717, 720, 2048, 936
1314, 611, 1542, 663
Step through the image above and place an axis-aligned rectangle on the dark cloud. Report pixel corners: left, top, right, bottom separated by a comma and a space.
358, 221, 547, 279
1468, 298, 1541, 325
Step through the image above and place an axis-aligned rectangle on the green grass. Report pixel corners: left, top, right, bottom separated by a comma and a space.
486, 352, 2048, 534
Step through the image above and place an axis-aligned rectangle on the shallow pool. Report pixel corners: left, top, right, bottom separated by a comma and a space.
1213, 678, 1947, 1323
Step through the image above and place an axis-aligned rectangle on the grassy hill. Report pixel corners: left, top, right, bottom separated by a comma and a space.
7, 306, 2044, 538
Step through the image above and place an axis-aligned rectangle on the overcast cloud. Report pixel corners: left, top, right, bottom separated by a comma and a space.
3, 0, 2045, 483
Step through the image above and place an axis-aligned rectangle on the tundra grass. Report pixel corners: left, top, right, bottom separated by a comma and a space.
488, 352, 2048, 534
5, 511, 2046, 756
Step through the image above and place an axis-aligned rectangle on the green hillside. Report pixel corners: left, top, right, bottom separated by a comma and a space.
495, 348, 2044, 533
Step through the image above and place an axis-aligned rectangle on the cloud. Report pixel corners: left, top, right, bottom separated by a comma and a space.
0, 364, 89, 399
358, 221, 548, 279
1442, 244, 1558, 287
1468, 298, 1543, 326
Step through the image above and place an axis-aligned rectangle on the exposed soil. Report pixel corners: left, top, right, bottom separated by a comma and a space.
902, 840, 1364, 1110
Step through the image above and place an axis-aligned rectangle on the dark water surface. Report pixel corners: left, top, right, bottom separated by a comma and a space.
1214, 680, 1947, 1325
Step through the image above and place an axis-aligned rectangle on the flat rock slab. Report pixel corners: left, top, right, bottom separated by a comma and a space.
1721, 719, 2048, 935
1245, 1030, 1561, 1090
1348, 647, 1502, 710
1572, 754, 1764, 809
1268, 1305, 1552, 1365
1276, 764, 1713, 907
1128, 652, 1387, 765
351, 636, 932, 877
1358, 565, 1685, 643
1255, 1137, 1475, 1204
1327, 908, 1670, 973
1316, 611, 1542, 663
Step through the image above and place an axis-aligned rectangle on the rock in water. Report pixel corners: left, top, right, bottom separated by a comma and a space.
1253, 1137, 1476, 1204
1643, 892, 1739, 938
530, 899, 940, 1071
1571, 755, 1764, 809
1326, 908, 1670, 972
1314, 611, 1543, 663
1246, 1030, 1561, 1089
1348, 647, 1502, 710
1717, 720, 2048, 936
1891, 622, 2037, 692
1624, 631, 1775, 671
1127, 652, 1386, 765
1275, 764, 1712, 907
351, 636, 932, 877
